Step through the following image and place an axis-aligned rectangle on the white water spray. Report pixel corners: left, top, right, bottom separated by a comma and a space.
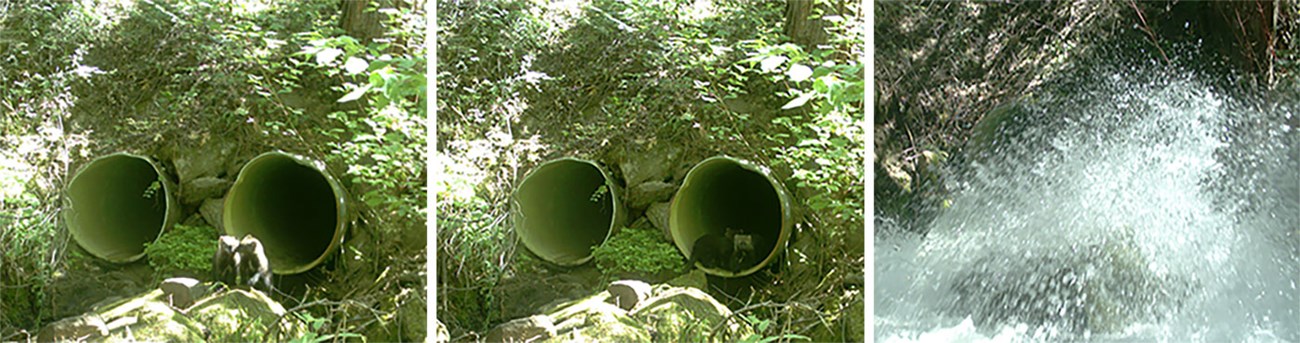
876, 65, 1298, 342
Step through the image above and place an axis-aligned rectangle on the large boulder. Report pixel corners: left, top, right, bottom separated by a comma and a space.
619, 145, 683, 187
173, 140, 238, 182
542, 292, 649, 342
606, 280, 652, 311
36, 314, 108, 342
39, 283, 305, 342
180, 177, 231, 206
200, 197, 225, 229
485, 314, 558, 342
490, 279, 751, 342
159, 277, 212, 310
646, 202, 672, 241
625, 181, 677, 210
629, 286, 751, 341
42, 288, 207, 342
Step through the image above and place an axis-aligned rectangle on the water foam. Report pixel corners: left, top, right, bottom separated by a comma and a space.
876, 65, 1298, 342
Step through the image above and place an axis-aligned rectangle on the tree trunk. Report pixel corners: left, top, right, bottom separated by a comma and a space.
341, 0, 391, 43
785, 0, 834, 50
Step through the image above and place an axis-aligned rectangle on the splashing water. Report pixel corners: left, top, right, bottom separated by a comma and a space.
876, 64, 1299, 342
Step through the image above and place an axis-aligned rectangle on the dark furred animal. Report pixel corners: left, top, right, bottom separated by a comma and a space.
235, 235, 273, 293
687, 227, 757, 272
212, 235, 240, 286
688, 233, 735, 271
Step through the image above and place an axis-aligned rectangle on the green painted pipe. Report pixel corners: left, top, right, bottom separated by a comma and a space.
512, 158, 626, 266
223, 152, 349, 274
64, 153, 180, 263
670, 156, 793, 277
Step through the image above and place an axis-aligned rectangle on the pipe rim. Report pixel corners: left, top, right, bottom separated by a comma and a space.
64, 152, 180, 263
511, 157, 625, 266
223, 151, 349, 274
670, 156, 793, 277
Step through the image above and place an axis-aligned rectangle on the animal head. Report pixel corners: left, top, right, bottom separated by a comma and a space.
237, 234, 264, 254
218, 235, 240, 251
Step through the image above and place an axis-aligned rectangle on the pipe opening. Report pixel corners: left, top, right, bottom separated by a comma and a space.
671, 156, 792, 277
224, 152, 347, 274
513, 158, 624, 266
65, 153, 178, 263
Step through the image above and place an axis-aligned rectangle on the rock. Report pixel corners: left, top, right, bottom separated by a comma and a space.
629, 286, 751, 339
159, 277, 208, 310
606, 280, 652, 311
625, 181, 677, 210
181, 213, 206, 227
492, 272, 598, 322
620, 146, 682, 187
180, 177, 231, 206
484, 315, 557, 343
545, 293, 648, 342
42, 284, 304, 342
70, 288, 207, 342
530, 280, 758, 341
174, 142, 236, 182
646, 202, 672, 241
36, 314, 108, 342
665, 270, 708, 290
630, 287, 729, 319
200, 198, 225, 229
187, 288, 304, 339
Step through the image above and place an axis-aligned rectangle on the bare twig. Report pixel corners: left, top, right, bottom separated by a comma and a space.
1127, 0, 1169, 64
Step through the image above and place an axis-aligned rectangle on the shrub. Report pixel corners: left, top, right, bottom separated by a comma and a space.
591, 227, 686, 281
143, 224, 218, 280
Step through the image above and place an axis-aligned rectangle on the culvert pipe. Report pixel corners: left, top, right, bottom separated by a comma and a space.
671, 156, 793, 277
512, 158, 626, 266
64, 153, 180, 263
223, 151, 349, 274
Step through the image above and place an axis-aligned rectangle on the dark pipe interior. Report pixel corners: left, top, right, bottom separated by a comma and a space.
675, 160, 782, 273
66, 155, 170, 262
226, 155, 338, 273
515, 160, 617, 265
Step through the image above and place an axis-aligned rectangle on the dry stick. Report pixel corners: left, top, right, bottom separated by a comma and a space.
267, 298, 385, 342
706, 300, 825, 342
1270, 0, 1279, 87
1127, 0, 1169, 64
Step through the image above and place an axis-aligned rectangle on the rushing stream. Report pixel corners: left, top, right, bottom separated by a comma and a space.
875, 61, 1298, 342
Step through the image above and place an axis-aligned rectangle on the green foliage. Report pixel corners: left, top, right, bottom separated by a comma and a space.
2, 0, 424, 340
143, 224, 218, 279
590, 228, 686, 280
737, 314, 812, 343
731, 7, 866, 229
299, 5, 427, 231
0, 177, 62, 332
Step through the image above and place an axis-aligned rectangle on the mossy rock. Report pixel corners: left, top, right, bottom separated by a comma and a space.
187, 288, 304, 340
630, 286, 752, 341
529, 283, 750, 342
541, 292, 649, 342
39, 289, 206, 342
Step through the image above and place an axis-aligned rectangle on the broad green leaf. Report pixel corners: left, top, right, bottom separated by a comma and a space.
787, 64, 812, 82
781, 92, 815, 110
338, 84, 373, 103
315, 48, 343, 65
759, 55, 787, 73
343, 56, 369, 75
